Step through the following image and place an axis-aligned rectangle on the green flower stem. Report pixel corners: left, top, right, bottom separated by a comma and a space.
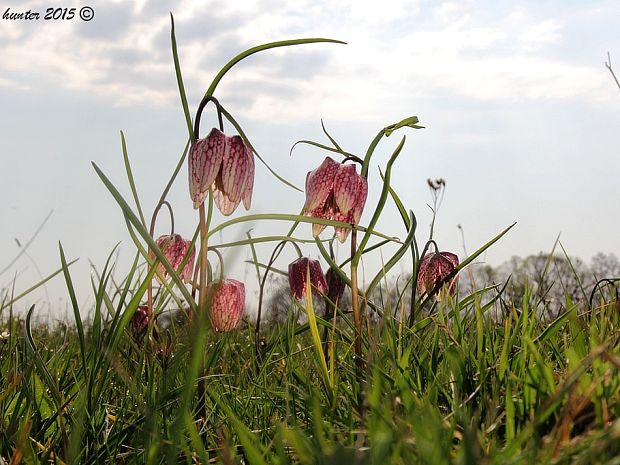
197, 203, 209, 320
254, 240, 303, 364
147, 200, 174, 316
350, 230, 363, 377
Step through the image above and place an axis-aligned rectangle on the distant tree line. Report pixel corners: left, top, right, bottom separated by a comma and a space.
261, 252, 620, 324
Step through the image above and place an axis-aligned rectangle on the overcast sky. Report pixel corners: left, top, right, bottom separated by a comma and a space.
1, 0, 619, 318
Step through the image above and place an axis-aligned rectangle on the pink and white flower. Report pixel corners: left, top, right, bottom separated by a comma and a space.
151, 234, 195, 284
189, 128, 254, 215
303, 157, 367, 242
208, 279, 245, 332
417, 251, 459, 296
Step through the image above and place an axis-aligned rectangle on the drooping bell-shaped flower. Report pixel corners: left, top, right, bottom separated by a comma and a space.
303, 157, 368, 243
189, 128, 226, 209
189, 128, 254, 215
325, 266, 346, 304
417, 251, 459, 296
131, 305, 149, 334
151, 234, 195, 284
208, 279, 245, 332
288, 257, 328, 300
332, 164, 368, 242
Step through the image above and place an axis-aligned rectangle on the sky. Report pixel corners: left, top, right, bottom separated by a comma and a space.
1, 0, 619, 319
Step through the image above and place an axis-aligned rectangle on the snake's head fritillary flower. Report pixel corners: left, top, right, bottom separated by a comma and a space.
332, 163, 368, 242
303, 157, 340, 237
189, 129, 255, 215
151, 234, 195, 284
325, 267, 346, 304
208, 279, 245, 332
417, 251, 459, 296
288, 257, 328, 300
189, 128, 226, 209
132, 305, 149, 334
213, 135, 255, 216
303, 157, 367, 243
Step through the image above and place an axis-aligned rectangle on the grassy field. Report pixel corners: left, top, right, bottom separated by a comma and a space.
1, 276, 619, 464
1, 16, 619, 465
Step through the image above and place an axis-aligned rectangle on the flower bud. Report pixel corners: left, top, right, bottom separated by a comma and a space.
208, 279, 245, 332
132, 305, 149, 334
325, 267, 345, 304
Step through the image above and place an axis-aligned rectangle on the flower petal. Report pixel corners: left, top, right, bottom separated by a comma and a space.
303, 157, 339, 214
221, 136, 251, 206
189, 128, 225, 209
417, 251, 459, 296
334, 163, 368, 222
242, 144, 255, 210
212, 183, 240, 216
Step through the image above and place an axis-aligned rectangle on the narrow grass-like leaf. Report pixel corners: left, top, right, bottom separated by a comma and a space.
170, 13, 193, 141
58, 242, 87, 385
203, 38, 345, 101
120, 131, 146, 228
354, 135, 406, 265
302, 268, 333, 394
220, 105, 302, 192
92, 162, 196, 311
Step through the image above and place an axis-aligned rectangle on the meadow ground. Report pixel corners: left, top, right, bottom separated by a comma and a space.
1, 277, 619, 464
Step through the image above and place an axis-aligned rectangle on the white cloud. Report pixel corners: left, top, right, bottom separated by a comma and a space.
519, 19, 563, 51
0, 0, 614, 122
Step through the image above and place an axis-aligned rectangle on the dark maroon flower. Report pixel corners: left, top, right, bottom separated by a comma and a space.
132, 305, 149, 334
325, 267, 345, 304
288, 257, 328, 300
417, 251, 459, 296
303, 157, 368, 242
208, 279, 245, 332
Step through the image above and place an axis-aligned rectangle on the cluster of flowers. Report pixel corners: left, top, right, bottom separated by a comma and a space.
134, 125, 459, 334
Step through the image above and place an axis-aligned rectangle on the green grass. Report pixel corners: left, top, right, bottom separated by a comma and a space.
1, 281, 619, 464
2, 14, 619, 465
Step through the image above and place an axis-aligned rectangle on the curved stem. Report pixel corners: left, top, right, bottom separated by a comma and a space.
408, 239, 434, 327
194, 95, 224, 140
254, 239, 303, 364
147, 200, 175, 316
207, 248, 226, 282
